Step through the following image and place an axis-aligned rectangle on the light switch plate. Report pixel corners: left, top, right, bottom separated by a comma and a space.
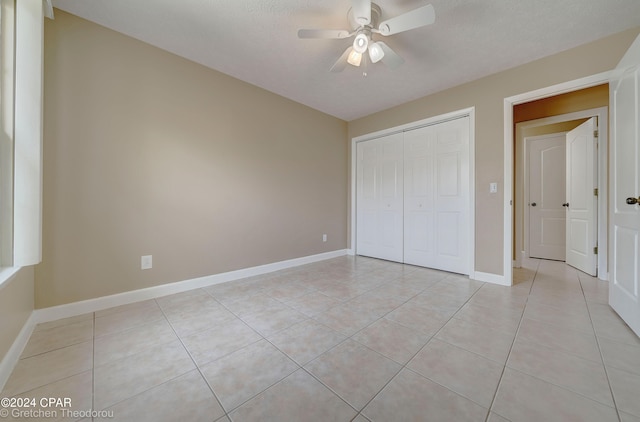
490, 182, 498, 193
141, 255, 152, 270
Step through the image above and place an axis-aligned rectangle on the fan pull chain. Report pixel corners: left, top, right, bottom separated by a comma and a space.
362, 53, 368, 77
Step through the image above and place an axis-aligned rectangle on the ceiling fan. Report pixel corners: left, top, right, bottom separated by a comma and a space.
298, 0, 435, 73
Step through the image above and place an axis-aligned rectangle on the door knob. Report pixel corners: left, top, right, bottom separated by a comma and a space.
562, 203, 569, 207
530, 202, 537, 207
627, 197, 640, 205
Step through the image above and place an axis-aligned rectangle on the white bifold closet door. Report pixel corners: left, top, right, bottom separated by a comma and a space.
356, 133, 404, 262
356, 117, 470, 274
404, 118, 470, 273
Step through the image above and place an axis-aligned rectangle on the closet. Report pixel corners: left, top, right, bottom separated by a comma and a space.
355, 116, 470, 274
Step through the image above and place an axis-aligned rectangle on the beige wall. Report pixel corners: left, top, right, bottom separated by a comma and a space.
36, 11, 348, 308
0, 268, 34, 362
348, 27, 640, 276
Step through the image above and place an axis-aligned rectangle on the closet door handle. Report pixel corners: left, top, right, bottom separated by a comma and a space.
562, 203, 569, 207
530, 202, 537, 207
626, 197, 639, 205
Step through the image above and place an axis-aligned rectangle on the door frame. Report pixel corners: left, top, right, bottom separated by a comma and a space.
504, 73, 612, 285
523, 131, 568, 261
515, 107, 608, 278
349, 107, 477, 278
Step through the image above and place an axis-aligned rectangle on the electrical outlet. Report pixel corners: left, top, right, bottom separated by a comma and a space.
323, 234, 327, 242
141, 255, 152, 270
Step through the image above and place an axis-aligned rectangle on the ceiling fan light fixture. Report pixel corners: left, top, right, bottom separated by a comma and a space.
353, 33, 369, 54
368, 42, 385, 63
347, 50, 362, 67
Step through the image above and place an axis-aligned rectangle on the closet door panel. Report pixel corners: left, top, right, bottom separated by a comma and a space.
404, 126, 436, 266
433, 118, 470, 274
356, 141, 379, 258
356, 133, 403, 262
404, 118, 470, 274
378, 135, 404, 262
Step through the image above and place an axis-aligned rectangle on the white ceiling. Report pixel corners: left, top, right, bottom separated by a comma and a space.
51, 0, 640, 121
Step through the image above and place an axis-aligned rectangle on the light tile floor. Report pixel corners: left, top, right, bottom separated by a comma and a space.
2, 256, 640, 421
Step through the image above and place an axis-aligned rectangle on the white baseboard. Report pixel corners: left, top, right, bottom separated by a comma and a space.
0, 312, 37, 391
471, 271, 510, 286
33, 249, 348, 325
1, 249, 348, 390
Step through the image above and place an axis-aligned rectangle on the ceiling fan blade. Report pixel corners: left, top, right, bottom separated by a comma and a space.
377, 4, 435, 36
330, 47, 353, 72
351, 0, 372, 26
377, 42, 404, 69
298, 29, 351, 39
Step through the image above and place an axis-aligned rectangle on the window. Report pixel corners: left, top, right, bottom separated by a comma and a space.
0, 0, 15, 269
0, 0, 46, 281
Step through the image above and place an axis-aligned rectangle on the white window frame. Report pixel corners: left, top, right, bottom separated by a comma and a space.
0, 0, 47, 285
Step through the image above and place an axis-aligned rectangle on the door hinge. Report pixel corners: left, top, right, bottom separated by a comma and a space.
594, 130, 598, 138
593, 246, 598, 254
594, 188, 598, 196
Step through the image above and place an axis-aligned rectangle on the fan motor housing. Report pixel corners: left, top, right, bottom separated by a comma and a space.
348, 3, 382, 30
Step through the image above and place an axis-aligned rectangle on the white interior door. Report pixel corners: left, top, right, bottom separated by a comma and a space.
527, 134, 566, 260
404, 118, 470, 274
565, 118, 598, 276
356, 133, 404, 262
609, 35, 640, 337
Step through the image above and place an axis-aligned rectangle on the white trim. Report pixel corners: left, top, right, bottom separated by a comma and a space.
43, 0, 54, 19
350, 107, 476, 276
504, 100, 514, 285
472, 271, 509, 286
0, 312, 37, 391
0, 249, 347, 391
32, 249, 348, 324
0, 267, 21, 290
468, 110, 476, 279
503, 71, 613, 286
0, 0, 16, 269
14, 0, 44, 267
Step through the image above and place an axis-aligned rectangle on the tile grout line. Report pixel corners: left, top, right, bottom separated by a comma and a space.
203, 280, 364, 417
254, 263, 432, 419
11, 256, 633, 421
157, 286, 348, 418
483, 259, 539, 422
345, 274, 487, 419
271, 267, 426, 418
92, 301, 232, 417
578, 274, 623, 422
154, 297, 231, 422
489, 262, 624, 420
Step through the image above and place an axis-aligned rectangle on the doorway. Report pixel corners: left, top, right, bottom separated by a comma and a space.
514, 107, 607, 279
504, 78, 611, 285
